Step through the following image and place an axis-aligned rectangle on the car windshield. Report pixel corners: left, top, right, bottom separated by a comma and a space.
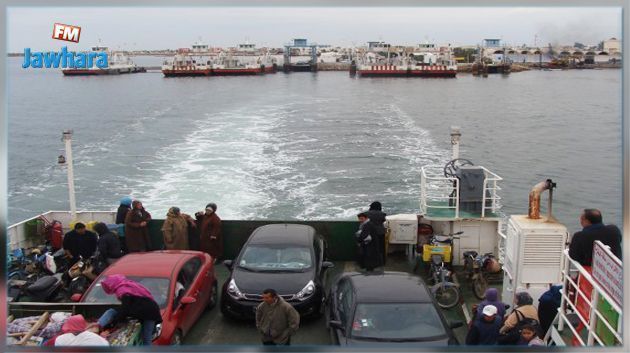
239, 245, 312, 271
82, 276, 170, 309
351, 303, 447, 340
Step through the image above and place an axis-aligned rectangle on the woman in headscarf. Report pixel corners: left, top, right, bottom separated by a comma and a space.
115, 196, 132, 253
162, 207, 195, 250
97, 275, 162, 346
195, 203, 222, 260
116, 196, 133, 224
124, 200, 152, 252
475, 288, 507, 320
500, 292, 539, 334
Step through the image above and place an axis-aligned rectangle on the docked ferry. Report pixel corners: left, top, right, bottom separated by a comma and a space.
211, 52, 266, 75
356, 42, 457, 77
162, 49, 212, 77
6, 128, 623, 347
62, 46, 146, 76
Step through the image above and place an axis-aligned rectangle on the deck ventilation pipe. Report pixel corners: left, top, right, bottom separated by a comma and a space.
528, 179, 557, 219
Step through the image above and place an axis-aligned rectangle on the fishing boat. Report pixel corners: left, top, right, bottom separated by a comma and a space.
62, 46, 146, 76
161, 48, 211, 77
5, 128, 623, 347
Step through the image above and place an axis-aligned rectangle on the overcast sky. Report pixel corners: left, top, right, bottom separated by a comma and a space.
7, 7, 622, 51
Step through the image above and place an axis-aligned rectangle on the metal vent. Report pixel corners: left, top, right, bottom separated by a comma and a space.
523, 233, 565, 266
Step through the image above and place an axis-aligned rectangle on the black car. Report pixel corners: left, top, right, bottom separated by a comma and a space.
220, 223, 333, 320
327, 272, 464, 346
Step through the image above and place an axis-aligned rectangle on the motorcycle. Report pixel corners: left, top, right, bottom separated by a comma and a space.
423, 231, 463, 309
463, 250, 503, 300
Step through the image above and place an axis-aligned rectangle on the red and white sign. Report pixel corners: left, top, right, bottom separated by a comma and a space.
591, 241, 622, 307
52, 23, 81, 43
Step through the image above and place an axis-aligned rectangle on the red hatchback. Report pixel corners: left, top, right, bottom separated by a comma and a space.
78, 251, 217, 345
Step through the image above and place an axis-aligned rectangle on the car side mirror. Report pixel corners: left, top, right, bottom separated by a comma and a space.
70, 293, 82, 302
322, 261, 334, 269
180, 296, 197, 305
449, 320, 464, 329
223, 260, 233, 270
329, 320, 344, 331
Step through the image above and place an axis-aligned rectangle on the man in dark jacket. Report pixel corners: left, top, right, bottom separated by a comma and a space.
255, 288, 300, 345
538, 285, 562, 335
355, 213, 381, 271
364, 201, 387, 265
568, 209, 621, 266
63, 223, 98, 265
466, 304, 502, 345
93, 222, 123, 268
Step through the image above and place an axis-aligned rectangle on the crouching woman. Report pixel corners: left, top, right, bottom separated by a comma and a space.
97, 275, 162, 345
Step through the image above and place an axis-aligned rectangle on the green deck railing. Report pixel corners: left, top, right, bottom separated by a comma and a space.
147, 220, 360, 261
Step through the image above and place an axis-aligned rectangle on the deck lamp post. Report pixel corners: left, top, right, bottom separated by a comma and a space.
450, 126, 461, 160
61, 130, 77, 220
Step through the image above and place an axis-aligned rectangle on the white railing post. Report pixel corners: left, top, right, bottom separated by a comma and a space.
455, 179, 460, 218
558, 250, 570, 332
481, 179, 487, 218
587, 290, 599, 345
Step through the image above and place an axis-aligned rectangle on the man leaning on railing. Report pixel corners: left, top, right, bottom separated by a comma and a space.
568, 209, 621, 266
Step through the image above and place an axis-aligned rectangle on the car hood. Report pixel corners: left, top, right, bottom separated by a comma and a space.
342, 336, 450, 346
232, 267, 314, 295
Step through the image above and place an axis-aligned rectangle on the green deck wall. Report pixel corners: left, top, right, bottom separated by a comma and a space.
147, 220, 359, 260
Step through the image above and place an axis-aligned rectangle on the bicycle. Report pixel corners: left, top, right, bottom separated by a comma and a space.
422, 231, 463, 309
462, 250, 502, 300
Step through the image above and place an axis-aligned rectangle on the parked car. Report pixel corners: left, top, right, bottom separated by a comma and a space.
327, 272, 463, 346
77, 251, 218, 345
220, 223, 333, 320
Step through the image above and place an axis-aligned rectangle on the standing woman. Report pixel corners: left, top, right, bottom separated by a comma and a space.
97, 275, 162, 346
196, 203, 222, 260
162, 207, 195, 250
116, 196, 132, 225
125, 200, 152, 252
115, 196, 132, 254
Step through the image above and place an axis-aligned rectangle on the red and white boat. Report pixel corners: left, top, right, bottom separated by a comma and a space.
357, 42, 457, 78
162, 48, 211, 77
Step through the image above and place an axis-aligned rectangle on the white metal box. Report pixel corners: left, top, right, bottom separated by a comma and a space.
502, 215, 568, 307
386, 214, 418, 244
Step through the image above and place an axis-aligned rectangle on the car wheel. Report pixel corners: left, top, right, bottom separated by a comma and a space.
220, 300, 234, 321
434, 285, 461, 309
207, 281, 218, 311
472, 275, 488, 300
170, 329, 183, 345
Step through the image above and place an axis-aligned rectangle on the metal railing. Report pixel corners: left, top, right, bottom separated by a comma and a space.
553, 247, 623, 346
420, 165, 502, 219
8, 211, 117, 251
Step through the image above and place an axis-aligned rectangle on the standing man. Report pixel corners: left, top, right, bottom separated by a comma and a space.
124, 200, 152, 252
365, 201, 387, 265
355, 212, 380, 271
255, 288, 300, 346
196, 203, 222, 261
569, 209, 622, 266
63, 223, 98, 265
